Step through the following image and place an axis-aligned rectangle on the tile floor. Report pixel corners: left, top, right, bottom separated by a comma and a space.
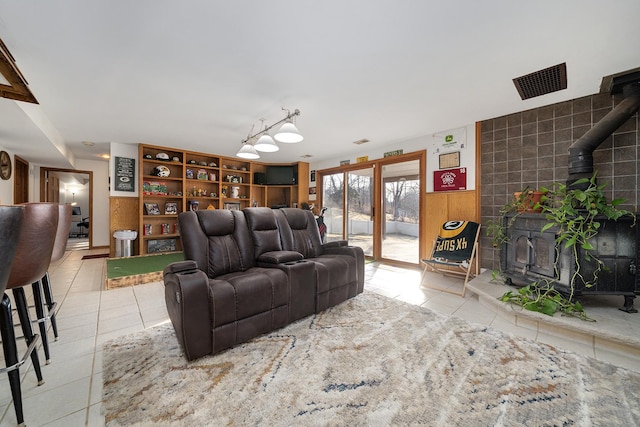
1, 249, 639, 426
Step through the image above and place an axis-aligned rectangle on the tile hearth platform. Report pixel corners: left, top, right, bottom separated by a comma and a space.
468, 271, 640, 372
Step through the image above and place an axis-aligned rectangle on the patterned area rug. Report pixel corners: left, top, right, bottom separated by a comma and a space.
102, 292, 640, 426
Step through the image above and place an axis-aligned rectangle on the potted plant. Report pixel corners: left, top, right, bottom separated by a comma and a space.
513, 189, 545, 212
485, 188, 540, 248
494, 172, 635, 320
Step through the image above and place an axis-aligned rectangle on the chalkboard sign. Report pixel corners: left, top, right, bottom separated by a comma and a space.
115, 156, 135, 192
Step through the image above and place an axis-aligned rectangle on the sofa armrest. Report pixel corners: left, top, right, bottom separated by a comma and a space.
257, 250, 304, 264
322, 244, 366, 294
322, 240, 348, 249
163, 260, 198, 275
163, 264, 212, 361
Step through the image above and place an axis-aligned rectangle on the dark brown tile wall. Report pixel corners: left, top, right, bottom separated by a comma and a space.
480, 93, 640, 270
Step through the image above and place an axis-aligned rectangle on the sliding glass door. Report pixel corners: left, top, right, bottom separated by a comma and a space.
321, 172, 344, 243
381, 160, 420, 263
347, 167, 374, 257
318, 151, 424, 266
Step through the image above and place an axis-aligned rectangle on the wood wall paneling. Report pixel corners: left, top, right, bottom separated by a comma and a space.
109, 197, 139, 257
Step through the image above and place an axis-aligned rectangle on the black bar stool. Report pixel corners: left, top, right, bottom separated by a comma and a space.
2, 202, 58, 427
0, 205, 26, 426
33, 203, 72, 358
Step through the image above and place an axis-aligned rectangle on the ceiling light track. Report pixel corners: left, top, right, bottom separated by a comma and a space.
236, 108, 303, 159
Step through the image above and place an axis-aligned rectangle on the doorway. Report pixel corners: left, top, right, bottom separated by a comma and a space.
40, 167, 93, 250
318, 151, 425, 266
380, 160, 420, 263
13, 155, 29, 204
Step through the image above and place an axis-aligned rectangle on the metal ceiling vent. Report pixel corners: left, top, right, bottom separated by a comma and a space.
513, 63, 567, 100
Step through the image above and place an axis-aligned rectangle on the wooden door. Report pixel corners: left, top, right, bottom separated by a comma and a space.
13, 155, 28, 203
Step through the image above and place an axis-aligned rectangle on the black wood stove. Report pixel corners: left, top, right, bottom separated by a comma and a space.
500, 212, 639, 312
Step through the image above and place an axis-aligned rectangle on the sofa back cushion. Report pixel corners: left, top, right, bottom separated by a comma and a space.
243, 207, 283, 258
178, 209, 255, 278
274, 208, 323, 258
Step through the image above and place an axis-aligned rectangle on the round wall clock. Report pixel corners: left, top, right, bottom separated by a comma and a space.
0, 151, 12, 180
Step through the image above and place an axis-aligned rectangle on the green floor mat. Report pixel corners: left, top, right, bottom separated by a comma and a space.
106, 252, 185, 279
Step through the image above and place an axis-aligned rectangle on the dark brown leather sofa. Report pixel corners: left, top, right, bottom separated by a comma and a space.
273, 208, 365, 311
163, 207, 364, 361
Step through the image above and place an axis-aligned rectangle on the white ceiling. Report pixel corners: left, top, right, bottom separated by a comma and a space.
0, 1, 639, 169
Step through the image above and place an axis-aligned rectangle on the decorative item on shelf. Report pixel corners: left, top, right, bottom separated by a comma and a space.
230, 186, 240, 198
209, 172, 216, 181
188, 159, 196, 164
197, 188, 203, 197
142, 181, 167, 195
143, 224, 152, 236
161, 223, 170, 234
155, 153, 170, 161
150, 165, 170, 177
148, 238, 177, 253
186, 169, 194, 179
144, 202, 160, 215
188, 200, 199, 211
197, 169, 208, 180
223, 202, 241, 211
164, 202, 178, 215
236, 108, 303, 159
206, 204, 216, 210
210, 192, 217, 197
208, 161, 217, 167
172, 156, 181, 162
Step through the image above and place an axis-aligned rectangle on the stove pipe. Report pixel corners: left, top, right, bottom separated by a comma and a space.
568, 80, 640, 184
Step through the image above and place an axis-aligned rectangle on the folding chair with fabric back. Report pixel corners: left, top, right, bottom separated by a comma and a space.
420, 220, 481, 297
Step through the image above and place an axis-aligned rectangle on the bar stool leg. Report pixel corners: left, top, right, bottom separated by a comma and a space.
41, 272, 59, 339
30, 280, 51, 363
12, 287, 45, 384
0, 293, 25, 427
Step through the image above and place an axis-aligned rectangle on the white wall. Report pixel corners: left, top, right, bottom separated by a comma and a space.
76, 158, 110, 247
308, 123, 476, 194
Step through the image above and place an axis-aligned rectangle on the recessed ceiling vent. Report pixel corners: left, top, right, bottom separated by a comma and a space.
513, 63, 567, 100
353, 139, 370, 145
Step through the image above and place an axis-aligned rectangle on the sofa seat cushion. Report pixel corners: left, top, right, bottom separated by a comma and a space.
214, 267, 289, 325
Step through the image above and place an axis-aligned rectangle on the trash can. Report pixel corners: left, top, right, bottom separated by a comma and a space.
113, 230, 138, 257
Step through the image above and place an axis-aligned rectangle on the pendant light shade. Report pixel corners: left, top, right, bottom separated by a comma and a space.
274, 121, 303, 143
236, 108, 302, 158
236, 143, 260, 159
254, 134, 279, 152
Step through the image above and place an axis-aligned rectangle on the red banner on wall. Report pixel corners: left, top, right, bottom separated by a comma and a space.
434, 167, 467, 191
